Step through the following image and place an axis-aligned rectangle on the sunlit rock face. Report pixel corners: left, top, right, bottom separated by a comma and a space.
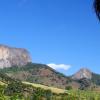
72, 68, 92, 80
0, 44, 32, 68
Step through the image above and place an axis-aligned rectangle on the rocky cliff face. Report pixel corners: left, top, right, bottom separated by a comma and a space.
72, 68, 92, 80
0, 44, 31, 68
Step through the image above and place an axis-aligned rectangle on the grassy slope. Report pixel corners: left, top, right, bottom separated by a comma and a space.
0, 63, 73, 89
0, 80, 100, 99
0, 81, 6, 85
0, 80, 67, 94
23, 81, 67, 94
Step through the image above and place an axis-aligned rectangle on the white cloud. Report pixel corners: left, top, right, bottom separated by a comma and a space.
47, 63, 71, 71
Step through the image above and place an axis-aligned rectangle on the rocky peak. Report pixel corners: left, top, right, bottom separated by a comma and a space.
0, 44, 32, 68
72, 68, 92, 80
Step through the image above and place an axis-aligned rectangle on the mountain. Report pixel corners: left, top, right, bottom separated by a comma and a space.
0, 63, 100, 90
72, 68, 100, 89
0, 68, 99, 100
0, 63, 76, 89
0, 44, 31, 68
72, 68, 92, 80
72, 68, 100, 85
0, 44, 99, 90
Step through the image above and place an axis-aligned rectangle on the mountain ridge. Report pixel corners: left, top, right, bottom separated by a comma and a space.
0, 44, 99, 90
0, 63, 100, 90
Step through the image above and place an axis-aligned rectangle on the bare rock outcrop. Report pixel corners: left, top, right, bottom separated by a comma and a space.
72, 68, 92, 80
0, 44, 31, 68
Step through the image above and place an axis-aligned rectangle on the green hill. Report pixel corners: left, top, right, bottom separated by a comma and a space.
0, 65, 99, 99
0, 63, 100, 90
0, 63, 75, 89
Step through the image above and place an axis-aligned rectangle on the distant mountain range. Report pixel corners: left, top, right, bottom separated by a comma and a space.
0, 63, 100, 90
0, 44, 99, 90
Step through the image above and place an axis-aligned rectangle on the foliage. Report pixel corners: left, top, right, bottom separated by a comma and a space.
4, 81, 24, 95
0, 64, 100, 99
65, 86, 72, 90
94, 0, 100, 21
0, 63, 72, 89
78, 78, 91, 90
92, 73, 100, 85
0, 83, 100, 100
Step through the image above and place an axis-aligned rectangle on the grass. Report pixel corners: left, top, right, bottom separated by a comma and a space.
0, 80, 67, 94
23, 81, 68, 94
0, 81, 100, 99
0, 81, 6, 85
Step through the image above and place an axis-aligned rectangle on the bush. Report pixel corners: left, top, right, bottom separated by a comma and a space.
65, 86, 72, 90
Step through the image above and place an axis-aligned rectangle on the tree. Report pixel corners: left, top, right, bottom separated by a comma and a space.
65, 86, 72, 90
44, 90, 52, 100
4, 81, 24, 96
78, 78, 91, 90
94, 0, 100, 20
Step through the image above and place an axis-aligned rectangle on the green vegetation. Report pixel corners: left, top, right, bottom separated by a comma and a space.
0, 83, 100, 100
78, 78, 91, 90
0, 63, 67, 78
0, 63, 100, 99
0, 72, 99, 100
1, 63, 100, 90
68, 90, 100, 100
65, 86, 72, 90
92, 73, 100, 85
23, 81, 66, 94
0, 63, 72, 89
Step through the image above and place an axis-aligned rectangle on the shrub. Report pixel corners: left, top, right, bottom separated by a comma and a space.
65, 86, 72, 90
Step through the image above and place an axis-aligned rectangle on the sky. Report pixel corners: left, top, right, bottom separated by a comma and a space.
0, 0, 100, 75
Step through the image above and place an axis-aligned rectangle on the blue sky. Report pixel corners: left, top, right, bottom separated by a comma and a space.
0, 0, 100, 75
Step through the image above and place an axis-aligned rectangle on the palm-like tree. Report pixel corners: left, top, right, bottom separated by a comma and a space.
94, 0, 100, 20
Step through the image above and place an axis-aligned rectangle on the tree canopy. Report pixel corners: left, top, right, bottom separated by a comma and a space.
94, 0, 100, 20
